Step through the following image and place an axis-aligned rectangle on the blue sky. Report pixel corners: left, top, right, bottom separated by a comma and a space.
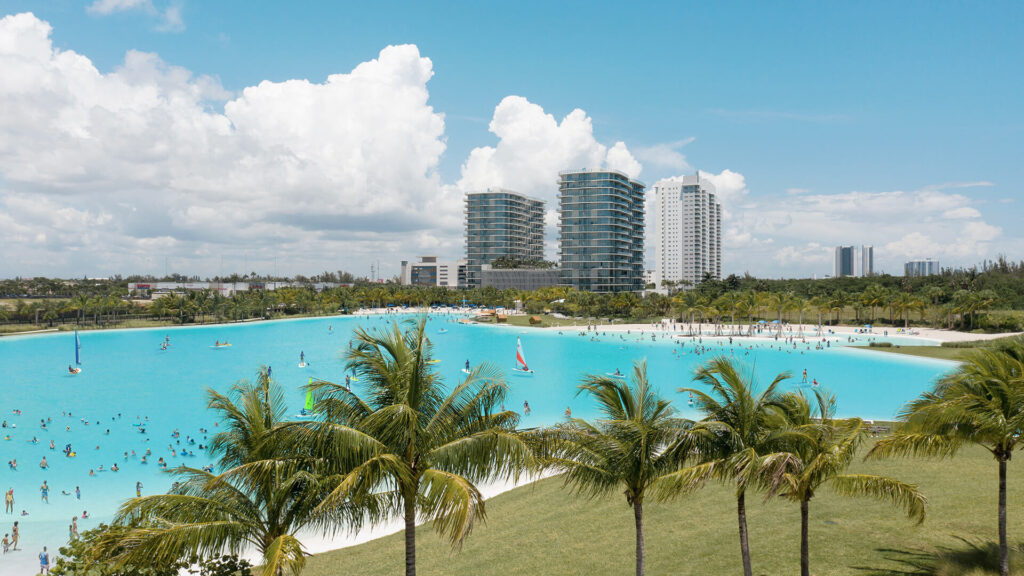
0, 1, 1021, 278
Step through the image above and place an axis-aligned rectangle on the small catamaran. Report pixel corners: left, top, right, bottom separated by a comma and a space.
512, 337, 534, 375
68, 330, 82, 375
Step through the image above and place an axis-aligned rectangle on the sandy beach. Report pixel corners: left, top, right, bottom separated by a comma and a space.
353, 306, 1021, 345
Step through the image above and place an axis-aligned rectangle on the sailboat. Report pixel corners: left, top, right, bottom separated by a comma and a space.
297, 379, 315, 418
68, 330, 82, 374
512, 337, 534, 375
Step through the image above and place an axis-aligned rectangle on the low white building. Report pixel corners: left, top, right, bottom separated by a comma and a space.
128, 281, 350, 298
399, 256, 467, 288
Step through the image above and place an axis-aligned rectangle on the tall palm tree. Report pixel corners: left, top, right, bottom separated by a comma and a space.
867, 339, 1024, 576
97, 369, 337, 576
656, 356, 796, 576
535, 362, 688, 576
777, 389, 926, 576
302, 318, 533, 576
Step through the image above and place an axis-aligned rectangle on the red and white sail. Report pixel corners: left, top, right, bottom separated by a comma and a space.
515, 337, 529, 371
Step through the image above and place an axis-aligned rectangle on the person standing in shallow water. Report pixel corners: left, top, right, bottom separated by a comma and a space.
4, 489, 12, 514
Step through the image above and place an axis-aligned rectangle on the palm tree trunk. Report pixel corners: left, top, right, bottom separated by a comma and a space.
800, 497, 810, 576
737, 490, 753, 576
999, 457, 1008, 576
404, 494, 417, 576
634, 500, 645, 576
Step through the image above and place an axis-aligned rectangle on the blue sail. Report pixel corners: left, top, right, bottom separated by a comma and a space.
74, 329, 81, 365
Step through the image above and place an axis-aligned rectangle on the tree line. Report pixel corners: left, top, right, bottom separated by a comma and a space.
57, 320, 1024, 576
2, 261, 1023, 332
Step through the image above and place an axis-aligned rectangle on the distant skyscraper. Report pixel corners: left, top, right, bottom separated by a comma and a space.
558, 169, 645, 293
834, 246, 855, 278
861, 245, 874, 277
464, 189, 545, 287
905, 259, 940, 277
652, 173, 722, 289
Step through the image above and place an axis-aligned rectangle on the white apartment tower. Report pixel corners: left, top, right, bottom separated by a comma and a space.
652, 173, 722, 288
861, 245, 874, 277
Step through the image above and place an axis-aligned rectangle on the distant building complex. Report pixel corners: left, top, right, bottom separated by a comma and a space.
652, 173, 721, 289
127, 281, 348, 298
834, 245, 874, 277
905, 259, 940, 277
464, 189, 545, 288
558, 169, 646, 293
399, 256, 467, 287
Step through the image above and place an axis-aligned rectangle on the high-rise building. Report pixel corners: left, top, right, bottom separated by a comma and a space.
861, 245, 874, 277
464, 189, 545, 287
652, 173, 722, 289
558, 169, 645, 293
905, 259, 940, 277
834, 246, 855, 277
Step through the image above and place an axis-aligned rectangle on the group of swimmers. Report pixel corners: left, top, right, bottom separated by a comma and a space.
1, 407, 217, 548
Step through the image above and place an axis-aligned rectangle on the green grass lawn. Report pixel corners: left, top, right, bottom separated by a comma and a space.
304, 444, 1023, 575
862, 345, 970, 362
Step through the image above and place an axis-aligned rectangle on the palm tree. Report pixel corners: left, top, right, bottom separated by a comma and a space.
715, 292, 741, 334
301, 318, 533, 576
777, 389, 926, 576
656, 356, 796, 576
867, 339, 1024, 576
535, 362, 688, 576
673, 291, 704, 333
98, 369, 336, 576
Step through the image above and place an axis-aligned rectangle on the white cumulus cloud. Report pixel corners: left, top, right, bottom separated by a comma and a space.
0, 13, 455, 277
458, 95, 643, 203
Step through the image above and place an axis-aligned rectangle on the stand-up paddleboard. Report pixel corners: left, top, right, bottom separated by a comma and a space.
512, 337, 534, 375
210, 342, 232, 349
461, 368, 472, 375
605, 372, 625, 379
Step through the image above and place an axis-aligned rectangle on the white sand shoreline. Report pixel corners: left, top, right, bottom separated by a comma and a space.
353, 306, 1021, 345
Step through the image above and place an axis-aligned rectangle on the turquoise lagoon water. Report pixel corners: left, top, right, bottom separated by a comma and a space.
0, 314, 954, 570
